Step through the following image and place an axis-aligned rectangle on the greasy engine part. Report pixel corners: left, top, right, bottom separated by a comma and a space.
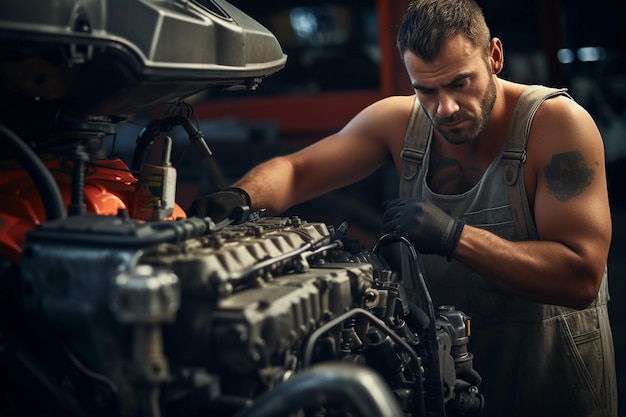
2, 211, 484, 417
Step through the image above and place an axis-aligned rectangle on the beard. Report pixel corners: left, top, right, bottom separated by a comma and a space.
427, 75, 497, 145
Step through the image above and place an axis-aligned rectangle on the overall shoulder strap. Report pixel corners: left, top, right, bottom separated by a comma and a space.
399, 99, 432, 198
502, 85, 571, 239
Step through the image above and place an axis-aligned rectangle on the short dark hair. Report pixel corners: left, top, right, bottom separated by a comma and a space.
396, 0, 491, 61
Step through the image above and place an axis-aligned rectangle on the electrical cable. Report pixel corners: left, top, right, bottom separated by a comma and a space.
0, 123, 65, 221
372, 233, 447, 417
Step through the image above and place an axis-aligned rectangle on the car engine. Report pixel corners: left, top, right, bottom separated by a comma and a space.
0, 1, 484, 416
6, 209, 485, 417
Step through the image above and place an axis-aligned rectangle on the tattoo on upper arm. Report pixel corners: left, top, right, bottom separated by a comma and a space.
543, 151, 594, 201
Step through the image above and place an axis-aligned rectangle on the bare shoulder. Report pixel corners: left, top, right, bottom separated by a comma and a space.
527, 94, 604, 168
531, 94, 602, 149
367, 94, 416, 111
346, 94, 416, 128
342, 94, 416, 155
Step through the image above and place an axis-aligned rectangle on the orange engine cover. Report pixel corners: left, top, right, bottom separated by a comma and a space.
0, 157, 186, 265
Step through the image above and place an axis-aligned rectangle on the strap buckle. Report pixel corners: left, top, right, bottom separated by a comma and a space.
502, 149, 527, 165
400, 148, 424, 163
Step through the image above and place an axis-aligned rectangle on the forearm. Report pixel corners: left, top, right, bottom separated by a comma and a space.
232, 156, 300, 215
454, 225, 606, 309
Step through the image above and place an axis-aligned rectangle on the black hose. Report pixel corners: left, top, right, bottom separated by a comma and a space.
131, 119, 163, 172
372, 234, 437, 324
233, 362, 404, 417
0, 123, 65, 221
372, 234, 446, 417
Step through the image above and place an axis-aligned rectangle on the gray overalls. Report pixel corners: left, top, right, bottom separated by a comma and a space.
399, 85, 618, 417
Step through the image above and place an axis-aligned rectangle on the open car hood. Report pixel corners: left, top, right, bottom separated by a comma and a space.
0, 0, 287, 116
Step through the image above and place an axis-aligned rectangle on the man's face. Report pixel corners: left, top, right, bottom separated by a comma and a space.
403, 35, 497, 145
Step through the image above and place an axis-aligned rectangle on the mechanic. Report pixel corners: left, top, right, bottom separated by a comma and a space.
190, 1, 617, 415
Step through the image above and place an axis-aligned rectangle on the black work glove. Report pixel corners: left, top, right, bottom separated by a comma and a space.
188, 187, 251, 223
381, 198, 465, 261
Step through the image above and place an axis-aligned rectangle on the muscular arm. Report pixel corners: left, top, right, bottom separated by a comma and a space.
233, 96, 414, 214
454, 96, 611, 309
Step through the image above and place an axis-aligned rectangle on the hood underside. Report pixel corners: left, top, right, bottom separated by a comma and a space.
0, 0, 287, 116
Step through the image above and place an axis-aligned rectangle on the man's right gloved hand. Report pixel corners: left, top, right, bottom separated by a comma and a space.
188, 187, 251, 223
381, 198, 465, 261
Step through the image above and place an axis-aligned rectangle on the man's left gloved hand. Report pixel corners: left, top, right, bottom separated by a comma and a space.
381, 198, 465, 261
188, 187, 251, 224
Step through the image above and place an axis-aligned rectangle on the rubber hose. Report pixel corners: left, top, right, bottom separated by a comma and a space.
0, 123, 65, 221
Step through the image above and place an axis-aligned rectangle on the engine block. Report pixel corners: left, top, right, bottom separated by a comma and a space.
9, 212, 484, 417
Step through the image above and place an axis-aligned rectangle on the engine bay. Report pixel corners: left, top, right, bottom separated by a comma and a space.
6, 210, 483, 416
